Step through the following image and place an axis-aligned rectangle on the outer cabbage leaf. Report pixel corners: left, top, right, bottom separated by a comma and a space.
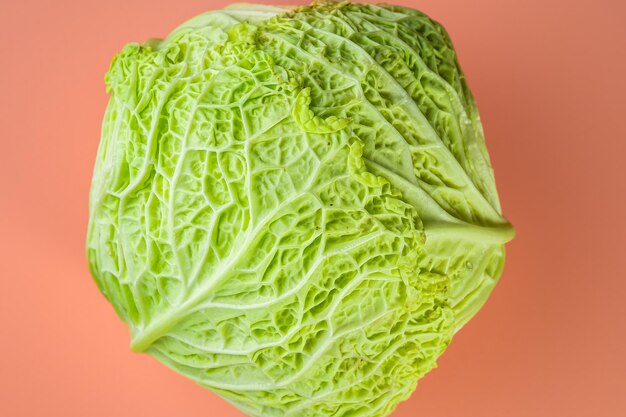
87, 3, 514, 417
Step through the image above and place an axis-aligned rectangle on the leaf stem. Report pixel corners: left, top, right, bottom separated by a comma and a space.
425, 221, 515, 245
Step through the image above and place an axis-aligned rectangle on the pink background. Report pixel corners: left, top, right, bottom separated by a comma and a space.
1, 0, 625, 416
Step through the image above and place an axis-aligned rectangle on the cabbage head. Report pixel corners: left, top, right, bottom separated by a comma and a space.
87, 2, 514, 416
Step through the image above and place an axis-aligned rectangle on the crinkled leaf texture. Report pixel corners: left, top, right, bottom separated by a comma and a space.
87, 2, 514, 416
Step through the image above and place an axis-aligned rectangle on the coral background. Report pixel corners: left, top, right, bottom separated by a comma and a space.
1, 0, 625, 416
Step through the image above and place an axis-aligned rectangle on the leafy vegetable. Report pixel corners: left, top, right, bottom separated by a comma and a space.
87, 2, 514, 416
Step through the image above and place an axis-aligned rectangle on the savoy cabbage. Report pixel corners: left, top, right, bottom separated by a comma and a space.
87, 2, 514, 416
